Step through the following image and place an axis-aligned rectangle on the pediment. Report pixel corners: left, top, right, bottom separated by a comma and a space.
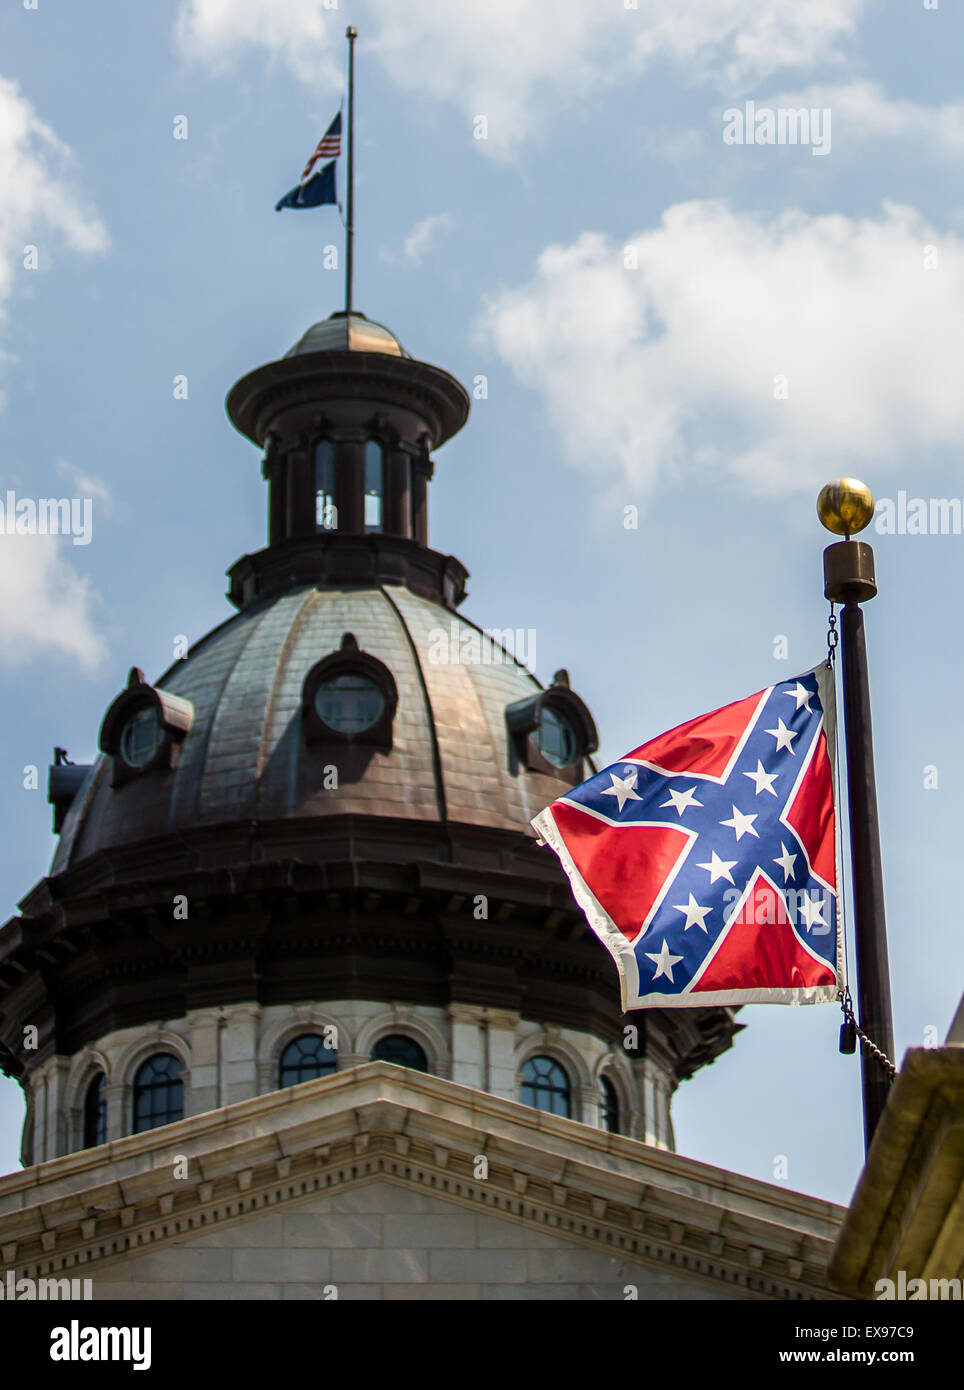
0, 1064, 844, 1299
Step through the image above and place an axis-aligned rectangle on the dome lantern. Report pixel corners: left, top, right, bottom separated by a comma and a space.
224, 309, 471, 612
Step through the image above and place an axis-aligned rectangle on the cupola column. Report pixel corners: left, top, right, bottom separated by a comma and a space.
411, 451, 430, 545
264, 440, 286, 545
335, 440, 365, 532
286, 445, 315, 540
385, 444, 411, 538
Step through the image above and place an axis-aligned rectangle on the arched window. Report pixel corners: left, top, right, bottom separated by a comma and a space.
599, 1075, 620, 1134
279, 1033, 337, 1088
315, 440, 336, 531
364, 440, 383, 533
132, 1053, 184, 1134
521, 1055, 571, 1118
83, 1072, 107, 1148
371, 1034, 428, 1072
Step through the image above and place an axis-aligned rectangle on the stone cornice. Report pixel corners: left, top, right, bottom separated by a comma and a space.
226, 351, 470, 450
828, 1046, 964, 1295
0, 1063, 844, 1299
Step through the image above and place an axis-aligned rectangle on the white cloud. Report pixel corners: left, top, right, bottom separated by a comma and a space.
477, 200, 964, 500
767, 80, 964, 157
0, 77, 109, 337
0, 85, 110, 669
175, 0, 868, 158
174, 0, 342, 88
0, 535, 106, 671
56, 459, 114, 518
403, 212, 455, 266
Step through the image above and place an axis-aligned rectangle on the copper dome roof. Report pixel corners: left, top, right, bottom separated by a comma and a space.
51, 585, 572, 873
284, 310, 410, 359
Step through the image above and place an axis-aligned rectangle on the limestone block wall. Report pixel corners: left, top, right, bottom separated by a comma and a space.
91, 1181, 742, 1302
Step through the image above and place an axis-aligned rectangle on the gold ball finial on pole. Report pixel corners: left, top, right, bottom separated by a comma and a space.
817, 477, 875, 538
820, 479, 877, 604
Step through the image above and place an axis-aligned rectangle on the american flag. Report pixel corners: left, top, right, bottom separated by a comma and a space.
302, 110, 342, 182
532, 667, 843, 1010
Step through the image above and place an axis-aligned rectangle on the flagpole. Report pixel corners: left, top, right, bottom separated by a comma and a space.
818, 479, 896, 1155
345, 25, 357, 318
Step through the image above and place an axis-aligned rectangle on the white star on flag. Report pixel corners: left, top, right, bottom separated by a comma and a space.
773, 843, 798, 882
660, 785, 703, 816
697, 850, 738, 884
785, 682, 814, 712
720, 804, 759, 841
765, 718, 798, 753
798, 893, 827, 932
674, 893, 712, 932
600, 769, 642, 813
743, 760, 779, 796
645, 939, 684, 982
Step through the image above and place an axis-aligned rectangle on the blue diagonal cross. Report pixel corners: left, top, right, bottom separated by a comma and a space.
562, 675, 836, 993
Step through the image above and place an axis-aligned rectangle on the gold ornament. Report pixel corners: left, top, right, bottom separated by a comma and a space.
816, 478, 875, 536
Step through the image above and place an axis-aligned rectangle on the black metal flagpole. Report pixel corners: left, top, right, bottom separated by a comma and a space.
818, 479, 896, 1155
345, 25, 357, 318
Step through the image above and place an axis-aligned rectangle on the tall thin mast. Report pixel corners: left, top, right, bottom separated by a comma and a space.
345, 25, 357, 318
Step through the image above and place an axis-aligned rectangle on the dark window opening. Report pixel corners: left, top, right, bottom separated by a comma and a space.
314, 672, 386, 733
119, 706, 159, 769
521, 1055, 571, 1118
599, 1075, 620, 1134
83, 1072, 107, 1148
371, 1034, 428, 1072
364, 440, 383, 533
132, 1053, 184, 1134
279, 1033, 337, 1088
536, 704, 578, 768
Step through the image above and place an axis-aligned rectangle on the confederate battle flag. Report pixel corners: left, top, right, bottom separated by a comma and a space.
532, 667, 844, 1010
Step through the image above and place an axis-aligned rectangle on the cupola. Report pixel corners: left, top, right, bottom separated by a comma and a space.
224, 309, 471, 611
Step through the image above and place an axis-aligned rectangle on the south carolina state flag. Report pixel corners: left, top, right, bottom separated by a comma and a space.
531, 666, 844, 1010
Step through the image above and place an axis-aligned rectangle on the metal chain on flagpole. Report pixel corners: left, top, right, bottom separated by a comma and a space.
827, 601, 839, 663
839, 987, 898, 1081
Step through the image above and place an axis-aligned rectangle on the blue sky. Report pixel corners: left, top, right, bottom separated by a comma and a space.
0, 0, 961, 1204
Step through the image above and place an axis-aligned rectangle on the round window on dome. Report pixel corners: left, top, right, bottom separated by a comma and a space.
314, 672, 386, 734
119, 705, 160, 769
536, 704, 579, 768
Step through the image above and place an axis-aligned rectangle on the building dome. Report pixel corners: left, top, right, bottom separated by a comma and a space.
1, 307, 742, 1168
51, 585, 576, 873
284, 310, 410, 359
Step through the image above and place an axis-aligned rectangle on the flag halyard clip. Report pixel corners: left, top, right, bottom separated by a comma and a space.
837, 987, 897, 1081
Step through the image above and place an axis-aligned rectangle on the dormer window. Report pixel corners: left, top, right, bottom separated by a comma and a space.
302, 633, 397, 750
99, 668, 194, 787
506, 670, 598, 785
364, 440, 383, 532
